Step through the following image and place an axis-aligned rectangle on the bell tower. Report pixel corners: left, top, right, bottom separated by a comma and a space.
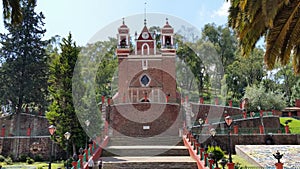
160, 18, 176, 56
116, 18, 130, 57
135, 21, 156, 55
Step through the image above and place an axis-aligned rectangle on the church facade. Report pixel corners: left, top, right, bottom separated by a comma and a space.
108, 18, 182, 137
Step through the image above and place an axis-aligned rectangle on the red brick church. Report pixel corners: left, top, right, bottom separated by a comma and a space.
108, 18, 182, 137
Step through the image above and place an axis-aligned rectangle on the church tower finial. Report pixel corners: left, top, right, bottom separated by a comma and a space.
144, 2, 147, 26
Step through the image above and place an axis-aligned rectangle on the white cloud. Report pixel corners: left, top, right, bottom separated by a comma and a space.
212, 1, 230, 18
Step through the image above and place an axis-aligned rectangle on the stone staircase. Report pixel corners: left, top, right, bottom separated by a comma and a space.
99, 136, 197, 169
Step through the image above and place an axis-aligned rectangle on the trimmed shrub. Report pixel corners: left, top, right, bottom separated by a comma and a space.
19, 154, 28, 162
0, 155, 5, 162
5, 157, 13, 165
26, 157, 35, 164
34, 154, 43, 162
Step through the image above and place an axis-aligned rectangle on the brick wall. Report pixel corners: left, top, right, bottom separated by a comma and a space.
0, 113, 49, 136
109, 103, 183, 137
199, 134, 300, 154
0, 137, 64, 160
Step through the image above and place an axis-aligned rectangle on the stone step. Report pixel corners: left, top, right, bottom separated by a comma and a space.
108, 136, 183, 146
102, 146, 189, 157
99, 156, 197, 169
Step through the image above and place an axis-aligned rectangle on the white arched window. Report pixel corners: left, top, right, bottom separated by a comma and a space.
141, 43, 150, 55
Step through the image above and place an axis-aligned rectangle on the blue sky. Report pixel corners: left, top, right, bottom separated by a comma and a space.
0, 0, 230, 46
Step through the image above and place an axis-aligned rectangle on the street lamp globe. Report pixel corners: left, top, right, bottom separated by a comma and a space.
225, 116, 233, 127
64, 132, 71, 140
210, 128, 216, 137
85, 120, 90, 127
48, 125, 56, 135
199, 118, 204, 125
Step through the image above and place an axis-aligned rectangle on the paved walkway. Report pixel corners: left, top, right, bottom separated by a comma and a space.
236, 145, 300, 169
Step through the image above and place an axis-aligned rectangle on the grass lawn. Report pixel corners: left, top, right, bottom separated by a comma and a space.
279, 117, 300, 134
222, 154, 255, 168
0, 162, 64, 169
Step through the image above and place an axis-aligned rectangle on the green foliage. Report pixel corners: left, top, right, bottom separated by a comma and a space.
0, 155, 5, 162
290, 79, 300, 106
207, 145, 225, 162
201, 23, 237, 69
244, 84, 286, 112
226, 48, 265, 100
0, 0, 49, 111
26, 157, 34, 164
4, 157, 13, 165
33, 155, 43, 162
280, 117, 300, 134
19, 155, 28, 162
47, 33, 86, 155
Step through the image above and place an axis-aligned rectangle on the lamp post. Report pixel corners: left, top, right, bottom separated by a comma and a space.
210, 128, 218, 168
199, 65, 205, 99
85, 119, 90, 149
225, 116, 233, 167
48, 125, 56, 169
64, 132, 71, 169
257, 106, 265, 134
198, 118, 204, 135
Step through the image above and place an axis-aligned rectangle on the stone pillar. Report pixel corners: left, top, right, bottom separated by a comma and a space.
208, 159, 214, 169
78, 155, 83, 169
204, 153, 208, 167
89, 144, 93, 154
195, 143, 200, 155
243, 111, 247, 119
285, 125, 289, 134
193, 139, 197, 150
259, 125, 264, 134
72, 161, 77, 169
260, 110, 263, 117
275, 162, 284, 169
1, 127, 5, 137
233, 125, 238, 134
84, 149, 88, 161
101, 95, 105, 104
200, 97, 204, 104
26, 127, 31, 136
227, 162, 235, 169
200, 148, 204, 160
215, 97, 219, 105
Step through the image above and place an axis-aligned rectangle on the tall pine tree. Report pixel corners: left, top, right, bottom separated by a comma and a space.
0, 0, 48, 113
47, 33, 85, 157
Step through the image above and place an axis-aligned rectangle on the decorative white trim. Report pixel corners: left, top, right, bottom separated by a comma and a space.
142, 59, 148, 70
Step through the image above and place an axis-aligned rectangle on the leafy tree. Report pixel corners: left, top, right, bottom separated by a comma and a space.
290, 79, 300, 106
226, 48, 265, 99
0, 0, 48, 113
2, 0, 36, 25
272, 64, 300, 105
227, 0, 300, 73
243, 84, 286, 112
47, 33, 85, 156
201, 23, 237, 71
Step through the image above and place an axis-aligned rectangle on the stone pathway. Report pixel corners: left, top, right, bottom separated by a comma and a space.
236, 145, 300, 169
